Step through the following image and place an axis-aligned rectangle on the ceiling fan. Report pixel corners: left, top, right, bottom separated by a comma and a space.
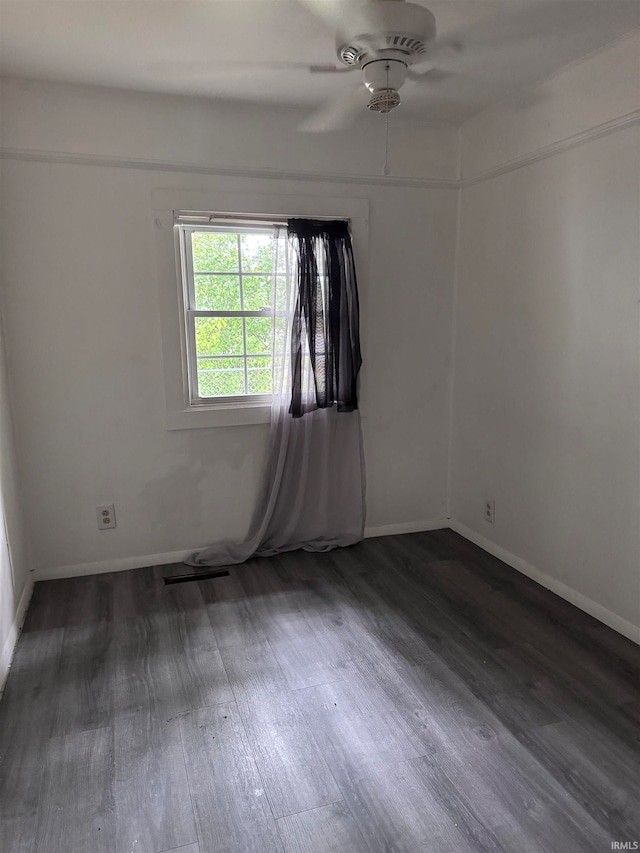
296, 0, 459, 132
155, 0, 459, 133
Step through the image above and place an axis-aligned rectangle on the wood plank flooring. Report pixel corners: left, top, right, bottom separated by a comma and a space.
1, 529, 638, 852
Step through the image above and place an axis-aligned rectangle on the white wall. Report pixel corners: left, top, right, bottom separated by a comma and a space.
0, 78, 458, 183
0, 79, 458, 578
451, 31, 640, 641
0, 296, 32, 686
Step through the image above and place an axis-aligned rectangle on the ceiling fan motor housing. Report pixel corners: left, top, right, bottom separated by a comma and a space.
362, 58, 407, 93
337, 1, 437, 67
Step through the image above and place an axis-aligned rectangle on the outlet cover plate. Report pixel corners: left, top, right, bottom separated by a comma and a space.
484, 498, 495, 524
96, 504, 116, 530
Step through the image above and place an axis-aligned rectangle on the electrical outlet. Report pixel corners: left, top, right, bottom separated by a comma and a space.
96, 504, 116, 530
483, 498, 495, 524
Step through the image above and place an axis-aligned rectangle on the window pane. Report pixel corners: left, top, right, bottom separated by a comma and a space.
274, 236, 288, 273
195, 275, 241, 310
242, 276, 272, 311
195, 317, 243, 356
197, 357, 245, 397
185, 228, 281, 400
247, 357, 272, 394
275, 275, 289, 303
245, 317, 272, 355
273, 315, 287, 356
192, 232, 239, 272
240, 233, 273, 272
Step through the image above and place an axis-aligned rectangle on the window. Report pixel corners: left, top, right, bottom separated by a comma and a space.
154, 192, 367, 430
177, 221, 282, 406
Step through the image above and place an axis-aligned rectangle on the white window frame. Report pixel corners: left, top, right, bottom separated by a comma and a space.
177, 222, 278, 409
153, 189, 368, 431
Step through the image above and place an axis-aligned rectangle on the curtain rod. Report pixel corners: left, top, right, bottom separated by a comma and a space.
175, 211, 351, 226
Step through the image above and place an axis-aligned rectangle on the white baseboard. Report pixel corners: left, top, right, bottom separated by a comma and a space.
365, 519, 449, 539
1, 574, 35, 694
33, 519, 639, 647
450, 520, 640, 646
35, 548, 198, 581
36, 520, 450, 580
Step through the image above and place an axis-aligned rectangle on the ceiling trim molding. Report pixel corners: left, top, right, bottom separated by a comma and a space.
462, 109, 640, 188
0, 147, 459, 190
3, 107, 636, 193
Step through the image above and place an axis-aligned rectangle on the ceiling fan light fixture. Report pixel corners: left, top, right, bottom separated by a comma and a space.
367, 88, 401, 113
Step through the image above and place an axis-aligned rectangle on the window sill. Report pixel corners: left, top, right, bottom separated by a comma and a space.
166, 403, 271, 430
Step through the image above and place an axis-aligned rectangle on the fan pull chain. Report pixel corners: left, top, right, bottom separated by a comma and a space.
384, 108, 390, 176
383, 62, 391, 176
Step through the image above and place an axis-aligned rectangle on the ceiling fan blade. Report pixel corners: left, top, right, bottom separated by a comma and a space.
294, 0, 343, 30
294, 0, 370, 43
298, 84, 364, 133
418, 0, 622, 67
309, 63, 358, 74
406, 66, 454, 84
406, 62, 436, 79
150, 60, 319, 75
408, 36, 464, 72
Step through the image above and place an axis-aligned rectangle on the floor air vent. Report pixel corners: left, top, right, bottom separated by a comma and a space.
163, 569, 230, 585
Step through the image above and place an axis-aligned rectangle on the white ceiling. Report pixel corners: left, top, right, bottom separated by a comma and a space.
1, 0, 638, 124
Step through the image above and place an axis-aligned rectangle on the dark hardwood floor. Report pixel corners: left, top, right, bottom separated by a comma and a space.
1, 529, 638, 853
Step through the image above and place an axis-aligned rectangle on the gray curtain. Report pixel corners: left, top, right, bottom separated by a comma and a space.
187, 220, 365, 568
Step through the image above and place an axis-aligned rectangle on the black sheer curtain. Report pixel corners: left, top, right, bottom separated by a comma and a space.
287, 219, 362, 418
